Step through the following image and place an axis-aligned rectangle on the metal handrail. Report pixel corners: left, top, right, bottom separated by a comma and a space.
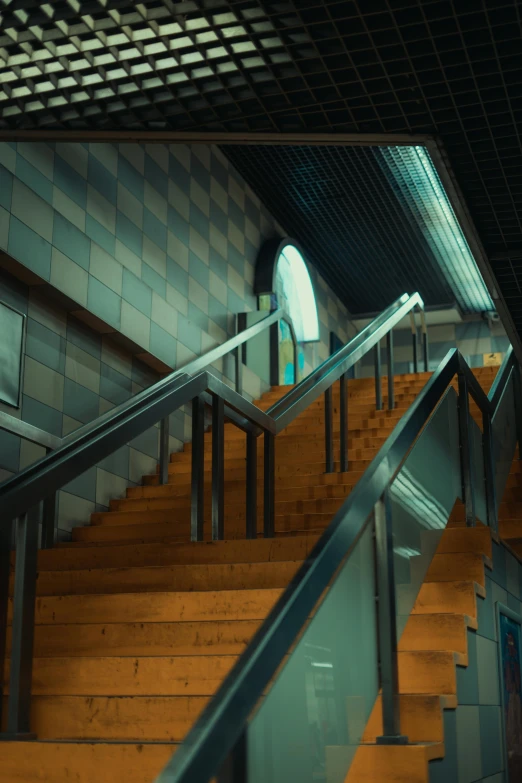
155, 345, 521, 783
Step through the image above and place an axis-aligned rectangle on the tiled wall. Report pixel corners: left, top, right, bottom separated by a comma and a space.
0, 140, 352, 381
0, 267, 178, 542
430, 540, 522, 783
359, 320, 509, 377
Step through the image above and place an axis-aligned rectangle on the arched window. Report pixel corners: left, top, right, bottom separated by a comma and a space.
255, 238, 319, 343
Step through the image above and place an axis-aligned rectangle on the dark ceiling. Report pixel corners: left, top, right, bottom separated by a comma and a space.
1, 1, 522, 328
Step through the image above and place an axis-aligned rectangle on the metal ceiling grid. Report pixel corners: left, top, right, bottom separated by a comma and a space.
224, 143, 456, 314
2, 1, 522, 330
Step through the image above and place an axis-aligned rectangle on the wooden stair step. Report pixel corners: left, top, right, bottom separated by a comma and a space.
362, 694, 451, 743
425, 552, 490, 587
10, 588, 282, 625
6, 655, 238, 697
30, 560, 301, 596
36, 536, 320, 571
411, 580, 484, 618
397, 650, 459, 694
340, 742, 444, 783
0, 742, 174, 783
399, 613, 475, 654
433, 526, 492, 558
2, 695, 207, 741
13, 619, 261, 658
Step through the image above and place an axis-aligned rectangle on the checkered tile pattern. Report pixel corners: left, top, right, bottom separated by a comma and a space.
0, 266, 183, 542
431, 541, 521, 783
0, 140, 351, 383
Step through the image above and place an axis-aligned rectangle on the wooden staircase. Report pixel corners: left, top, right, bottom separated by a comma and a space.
2, 365, 515, 782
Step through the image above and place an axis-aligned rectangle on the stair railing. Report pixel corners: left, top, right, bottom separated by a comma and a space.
0, 293, 426, 742
154, 345, 522, 783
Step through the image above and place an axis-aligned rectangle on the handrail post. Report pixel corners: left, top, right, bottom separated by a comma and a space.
410, 312, 418, 374
339, 374, 348, 473
191, 396, 205, 542
374, 490, 407, 745
263, 432, 275, 538
0, 521, 12, 732
482, 411, 498, 534
212, 396, 225, 541
3, 512, 38, 739
386, 330, 395, 410
419, 308, 429, 372
246, 432, 257, 539
512, 361, 522, 460
159, 416, 170, 486
234, 347, 243, 397
374, 342, 382, 411
41, 474, 57, 550
324, 385, 334, 473
217, 728, 247, 783
457, 371, 475, 526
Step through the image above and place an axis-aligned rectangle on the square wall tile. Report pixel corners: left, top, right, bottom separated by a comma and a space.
56, 142, 88, 178
479, 706, 503, 778
52, 186, 86, 232
151, 292, 177, 337
87, 276, 121, 330
122, 269, 152, 317
456, 705, 482, 783
98, 445, 130, 480
8, 216, 52, 281
100, 338, 133, 379
129, 447, 157, 484
54, 154, 87, 208
120, 300, 150, 351
143, 208, 167, 252
90, 242, 123, 295
0, 429, 20, 473
87, 184, 116, 233
22, 394, 63, 437
142, 236, 167, 278
65, 342, 101, 395
115, 238, 142, 278
116, 210, 143, 258
63, 377, 100, 424
491, 542, 507, 590
0, 205, 9, 250
50, 248, 88, 307
142, 263, 166, 299
506, 551, 519, 598
23, 356, 64, 411
144, 154, 168, 199
96, 468, 130, 507
88, 154, 117, 205
19, 438, 46, 470
28, 289, 65, 336
149, 321, 177, 368
477, 635, 500, 705
15, 155, 53, 204
117, 182, 143, 229
53, 212, 90, 270
63, 466, 97, 503
118, 153, 144, 200
26, 318, 66, 375
100, 362, 133, 405
67, 314, 102, 360
17, 142, 54, 182
90, 143, 118, 177
129, 426, 159, 460
58, 491, 94, 532
177, 314, 202, 356
85, 215, 116, 256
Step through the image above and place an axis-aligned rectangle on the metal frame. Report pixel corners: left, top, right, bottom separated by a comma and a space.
155, 344, 522, 783
0, 300, 26, 410
495, 601, 522, 783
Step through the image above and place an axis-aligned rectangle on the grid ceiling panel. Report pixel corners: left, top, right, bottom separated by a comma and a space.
2, 1, 522, 327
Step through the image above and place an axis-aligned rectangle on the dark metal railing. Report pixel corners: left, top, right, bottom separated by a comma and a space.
154, 345, 522, 783
0, 291, 427, 744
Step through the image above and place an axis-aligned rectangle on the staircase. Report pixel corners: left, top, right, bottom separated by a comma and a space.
2, 364, 515, 782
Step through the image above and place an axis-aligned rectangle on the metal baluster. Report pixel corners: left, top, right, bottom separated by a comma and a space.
235, 347, 243, 397
374, 492, 407, 745
387, 330, 395, 410
41, 485, 57, 551
457, 371, 475, 527
324, 385, 334, 473
246, 432, 257, 539
374, 343, 382, 411
4, 512, 38, 739
263, 431, 275, 538
482, 411, 498, 534
419, 308, 429, 372
513, 361, 522, 461
159, 416, 170, 486
410, 311, 418, 374
217, 729, 247, 783
191, 396, 205, 542
339, 374, 348, 473
212, 396, 225, 541
0, 520, 12, 731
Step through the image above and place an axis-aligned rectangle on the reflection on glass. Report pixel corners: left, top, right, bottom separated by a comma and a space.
389, 388, 461, 637
247, 525, 378, 783
469, 415, 488, 524
275, 244, 319, 343
492, 372, 517, 513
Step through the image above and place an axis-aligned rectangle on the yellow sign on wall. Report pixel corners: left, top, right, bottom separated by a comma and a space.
483, 352, 502, 367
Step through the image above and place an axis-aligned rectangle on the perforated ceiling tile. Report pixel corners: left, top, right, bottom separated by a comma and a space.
2, 1, 522, 328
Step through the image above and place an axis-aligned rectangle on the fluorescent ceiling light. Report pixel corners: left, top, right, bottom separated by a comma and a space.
377, 146, 493, 314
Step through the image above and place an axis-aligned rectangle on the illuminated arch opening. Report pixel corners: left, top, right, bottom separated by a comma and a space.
255, 238, 319, 343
